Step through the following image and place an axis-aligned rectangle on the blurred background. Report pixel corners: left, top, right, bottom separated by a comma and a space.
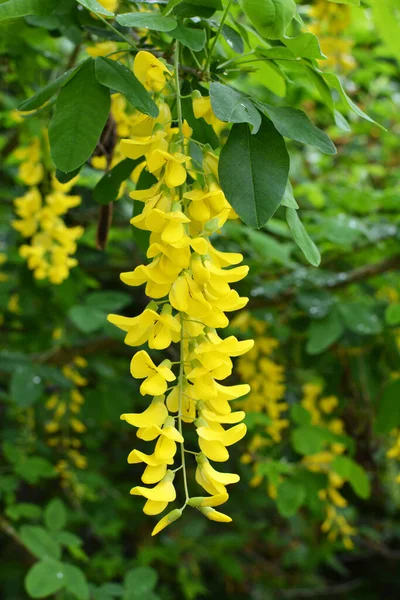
1, 0, 400, 598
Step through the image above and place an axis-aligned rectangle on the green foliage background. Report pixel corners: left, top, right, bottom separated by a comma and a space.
1, 0, 400, 598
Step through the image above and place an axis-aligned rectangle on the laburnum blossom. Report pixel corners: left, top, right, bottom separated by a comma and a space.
108, 51, 253, 536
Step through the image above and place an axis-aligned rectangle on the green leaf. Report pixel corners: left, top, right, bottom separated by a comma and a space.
372, 0, 400, 64
385, 304, 400, 325
5, 503, 42, 522
117, 12, 176, 31
241, 0, 296, 40
257, 103, 336, 154
246, 228, 294, 267
20, 526, 61, 560
222, 24, 244, 54
0, 0, 57, 21
375, 379, 400, 434
332, 456, 370, 499
286, 208, 321, 267
124, 567, 158, 599
281, 181, 298, 209
18, 63, 86, 111
15, 457, 56, 484
327, 0, 359, 5
219, 118, 289, 228
306, 309, 344, 355
11, 366, 44, 407
210, 82, 261, 133
276, 480, 306, 517
168, 22, 206, 51
64, 563, 90, 600
49, 59, 110, 172
77, 0, 114, 17
68, 305, 106, 333
290, 404, 311, 426
25, 560, 66, 599
339, 303, 382, 335
55, 166, 81, 184
44, 499, 67, 531
244, 412, 272, 429
93, 158, 137, 205
292, 425, 339, 455
54, 531, 83, 547
283, 33, 326, 59
95, 57, 158, 117
85, 291, 131, 312
305, 66, 334, 110
322, 71, 384, 129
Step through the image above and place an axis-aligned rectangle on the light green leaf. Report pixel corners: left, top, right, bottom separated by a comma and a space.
168, 22, 206, 51
11, 366, 43, 407
210, 82, 261, 133
0, 0, 57, 21
322, 71, 384, 129
375, 379, 400, 434
25, 560, 66, 599
18, 62, 86, 111
44, 499, 67, 531
257, 103, 336, 154
292, 425, 341, 455
77, 0, 114, 17
305, 66, 334, 110
68, 305, 106, 333
306, 309, 344, 355
124, 567, 158, 599
64, 564, 90, 600
241, 0, 296, 40
15, 457, 56, 484
219, 118, 289, 228
54, 531, 83, 547
332, 456, 370, 499
282, 181, 299, 209
276, 480, 306, 517
246, 229, 294, 267
284, 32, 326, 59
95, 57, 158, 117
20, 526, 61, 560
385, 304, 400, 326
372, 0, 400, 63
116, 12, 177, 31
286, 208, 321, 266
327, 0, 359, 5
49, 59, 110, 172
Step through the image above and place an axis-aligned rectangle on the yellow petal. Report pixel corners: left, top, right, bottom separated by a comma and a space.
151, 508, 182, 536
200, 506, 232, 523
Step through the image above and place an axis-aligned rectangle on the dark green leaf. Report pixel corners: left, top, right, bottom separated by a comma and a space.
169, 22, 206, 51
15, 457, 56, 484
93, 158, 137, 205
339, 303, 382, 335
116, 12, 176, 31
55, 166, 81, 184
375, 379, 400, 434
0, 0, 57, 21
20, 526, 61, 560
77, 0, 114, 17
44, 499, 67, 531
85, 291, 131, 312
124, 567, 158, 598
11, 366, 44, 407
276, 480, 306, 517
332, 456, 370, 499
222, 24, 244, 54
219, 118, 289, 228
64, 564, 90, 600
25, 560, 66, 599
95, 57, 158, 117
286, 208, 321, 266
257, 103, 336, 154
210, 82, 261, 133
18, 63, 86, 111
49, 59, 110, 172
306, 309, 344, 354
292, 425, 340, 455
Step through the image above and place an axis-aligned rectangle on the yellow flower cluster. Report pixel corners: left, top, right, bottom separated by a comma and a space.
45, 357, 88, 493
13, 137, 44, 186
12, 175, 83, 284
300, 383, 357, 549
108, 51, 253, 535
234, 312, 287, 444
309, 0, 355, 72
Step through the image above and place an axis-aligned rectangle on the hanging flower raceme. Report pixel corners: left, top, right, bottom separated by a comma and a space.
108, 50, 253, 535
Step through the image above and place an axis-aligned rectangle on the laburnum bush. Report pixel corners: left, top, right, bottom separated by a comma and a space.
1, 0, 400, 599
